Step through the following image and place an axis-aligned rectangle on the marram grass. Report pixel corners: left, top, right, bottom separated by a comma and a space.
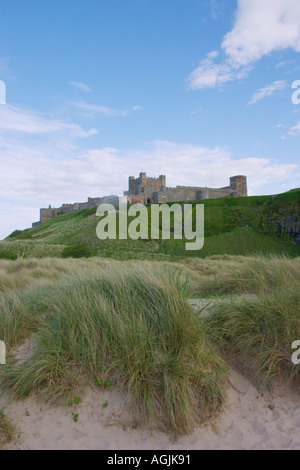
193, 254, 300, 297
202, 279, 300, 384
2, 254, 299, 434
0, 261, 227, 435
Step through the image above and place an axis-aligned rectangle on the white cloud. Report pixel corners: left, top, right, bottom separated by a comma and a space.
189, 0, 300, 89
69, 81, 91, 93
0, 105, 298, 238
188, 54, 248, 89
248, 80, 288, 105
222, 0, 300, 67
207, 50, 219, 60
0, 139, 298, 206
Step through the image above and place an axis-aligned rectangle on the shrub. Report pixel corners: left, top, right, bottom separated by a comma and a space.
83, 207, 97, 217
0, 250, 17, 261
6, 230, 32, 240
61, 244, 93, 259
16, 232, 33, 240
6, 230, 23, 239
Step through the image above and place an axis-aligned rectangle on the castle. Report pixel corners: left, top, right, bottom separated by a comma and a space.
32, 173, 247, 226
124, 173, 247, 204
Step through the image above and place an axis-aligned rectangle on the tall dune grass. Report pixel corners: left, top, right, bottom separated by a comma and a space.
1, 254, 299, 434
201, 256, 300, 384
192, 255, 300, 297
0, 261, 227, 435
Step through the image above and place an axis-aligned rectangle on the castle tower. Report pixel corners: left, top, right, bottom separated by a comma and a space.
139, 172, 147, 188
159, 175, 166, 189
128, 176, 135, 194
230, 176, 247, 197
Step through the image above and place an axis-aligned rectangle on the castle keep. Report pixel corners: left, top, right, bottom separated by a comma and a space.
32, 173, 247, 226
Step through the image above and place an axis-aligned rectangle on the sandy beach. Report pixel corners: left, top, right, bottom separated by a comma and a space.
2, 366, 300, 450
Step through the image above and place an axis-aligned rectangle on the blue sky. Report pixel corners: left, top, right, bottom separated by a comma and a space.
0, 0, 300, 239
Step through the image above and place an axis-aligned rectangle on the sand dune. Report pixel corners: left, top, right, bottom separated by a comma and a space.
2, 367, 300, 450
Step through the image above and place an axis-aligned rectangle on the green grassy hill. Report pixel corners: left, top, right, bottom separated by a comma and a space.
1, 189, 299, 259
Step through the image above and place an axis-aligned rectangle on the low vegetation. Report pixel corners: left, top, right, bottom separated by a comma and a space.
61, 244, 93, 258
0, 249, 17, 261
0, 258, 227, 435
0, 253, 299, 436
199, 255, 300, 385
0, 407, 15, 448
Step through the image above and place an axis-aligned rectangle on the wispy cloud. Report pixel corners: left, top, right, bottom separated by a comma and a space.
288, 121, 300, 135
275, 59, 296, 69
248, 80, 288, 105
69, 81, 91, 93
210, 0, 226, 20
0, 57, 12, 78
71, 101, 122, 117
0, 104, 98, 137
71, 101, 143, 117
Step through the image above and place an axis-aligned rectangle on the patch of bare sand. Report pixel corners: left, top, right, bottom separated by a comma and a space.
1, 367, 300, 450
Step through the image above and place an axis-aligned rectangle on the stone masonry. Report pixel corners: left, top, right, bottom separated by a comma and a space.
124, 173, 247, 204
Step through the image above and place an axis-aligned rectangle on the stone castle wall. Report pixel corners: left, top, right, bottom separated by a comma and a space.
126, 173, 247, 204
33, 195, 118, 227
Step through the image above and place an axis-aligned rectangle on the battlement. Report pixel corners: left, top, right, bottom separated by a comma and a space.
126, 174, 247, 204
126, 173, 166, 197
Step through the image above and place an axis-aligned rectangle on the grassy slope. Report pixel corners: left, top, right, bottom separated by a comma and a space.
2, 189, 299, 259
